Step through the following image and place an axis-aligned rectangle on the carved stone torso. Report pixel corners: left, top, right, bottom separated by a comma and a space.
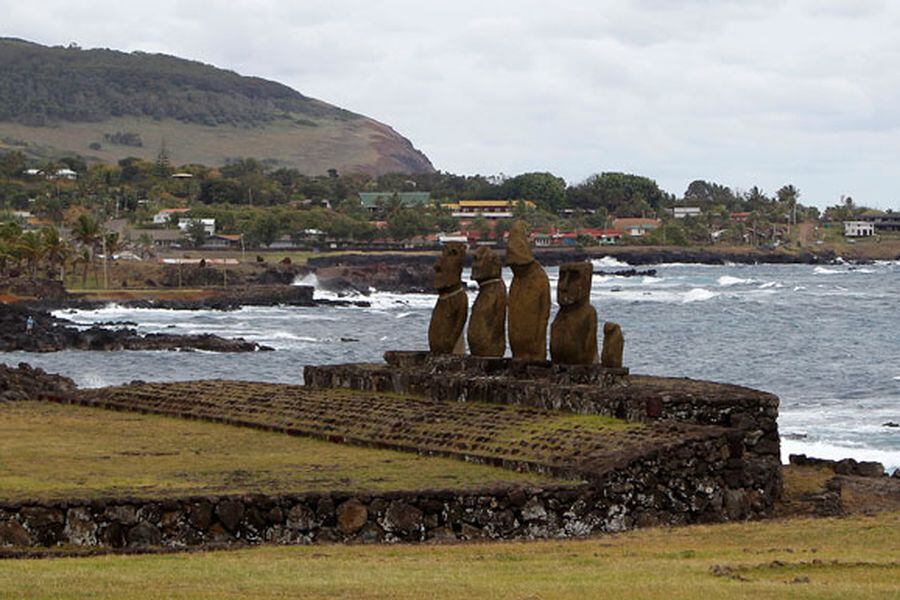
550, 261, 598, 365
550, 302, 598, 365
428, 242, 468, 355
601, 321, 624, 368
468, 279, 507, 357
508, 262, 550, 361
428, 286, 468, 354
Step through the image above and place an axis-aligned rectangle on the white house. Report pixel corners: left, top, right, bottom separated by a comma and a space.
152, 208, 190, 224
672, 206, 702, 219
53, 168, 78, 180
178, 218, 216, 235
843, 221, 876, 237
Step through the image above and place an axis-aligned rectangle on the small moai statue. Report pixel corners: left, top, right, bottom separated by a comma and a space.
428, 242, 468, 354
601, 322, 625, 368
550, 262, 598, 365
467, 246, 507, 357
506, 220, 550, 361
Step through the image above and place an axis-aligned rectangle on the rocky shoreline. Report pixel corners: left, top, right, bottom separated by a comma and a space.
0, 303, 270, 353
307, 246, 851, 270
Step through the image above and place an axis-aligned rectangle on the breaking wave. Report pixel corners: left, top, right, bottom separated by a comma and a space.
592, 256, 630, 268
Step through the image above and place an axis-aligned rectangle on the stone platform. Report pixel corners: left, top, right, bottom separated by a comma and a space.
0, 357, 783, 552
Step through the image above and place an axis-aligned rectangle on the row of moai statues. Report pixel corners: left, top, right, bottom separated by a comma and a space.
427, 220, 624, 367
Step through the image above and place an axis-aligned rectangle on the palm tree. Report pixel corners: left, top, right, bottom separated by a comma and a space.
41, 226, 71, 282
136, 232, 155, 259
0, 237, 15, 277
18, 231, 46, 277
72, 214, 101, 287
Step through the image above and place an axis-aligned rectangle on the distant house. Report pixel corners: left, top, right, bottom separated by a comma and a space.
53, 168, 78, 180
358, 192, 432, 213
152, 208, 190, 224
442, 199, 535, 219
612, 218, 661, 237
202, 233, 242, 249
843, 221, 876, 238
730, 212, 752, 223
530, 228, 621, 247
672, 206, 702, 219
438, 234, 468, 245
171, 172, 194, 180
129, 228, 185, 249
583, 228, 623, 245
178, 218, 216, 235
857, 212, 900, 233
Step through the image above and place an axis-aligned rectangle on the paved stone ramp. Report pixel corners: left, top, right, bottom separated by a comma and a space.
78, 380, 727, 481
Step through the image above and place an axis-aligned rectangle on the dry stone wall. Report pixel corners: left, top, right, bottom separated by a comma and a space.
2, 433, 762, 552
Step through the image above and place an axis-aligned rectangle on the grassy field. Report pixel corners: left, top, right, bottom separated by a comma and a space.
0, 512, 896, 599
0, 402, 563, 502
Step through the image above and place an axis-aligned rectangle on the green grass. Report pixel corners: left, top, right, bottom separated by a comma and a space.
1, 512, 896, 598
0, 402, 564, 502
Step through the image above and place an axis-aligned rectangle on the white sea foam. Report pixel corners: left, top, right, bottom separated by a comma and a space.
717, 275, 753, 287
758, 281, 780, 289
293, 273, 319, 287
592, 256, 630, 268
814, 266, 842, 275
781, 439, 900, 473
682, 288, 718, 303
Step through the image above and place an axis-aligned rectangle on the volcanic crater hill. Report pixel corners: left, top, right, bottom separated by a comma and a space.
0, 38, 434, 175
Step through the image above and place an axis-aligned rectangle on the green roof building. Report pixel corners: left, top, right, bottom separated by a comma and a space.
358, 192, 432, 210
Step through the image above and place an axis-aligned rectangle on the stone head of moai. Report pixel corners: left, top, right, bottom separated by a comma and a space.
471, 246, 502, 283
506, 220, 535, 270
557, 262, 593, 307
433, 242, 466, 291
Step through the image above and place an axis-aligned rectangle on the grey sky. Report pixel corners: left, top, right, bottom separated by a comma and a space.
3, 0, 899, 208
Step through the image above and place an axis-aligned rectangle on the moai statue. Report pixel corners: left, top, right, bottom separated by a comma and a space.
428, 242, 468, 354
506, 220, 550, 361
467, 246, 507, 357
550, 262, 598, 365
601, 322, 625, 368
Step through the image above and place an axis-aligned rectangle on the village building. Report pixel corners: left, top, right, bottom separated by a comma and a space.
178, 218, 216, 235
442, 199, 535, 219
202, 233, 242, 249
611, 218, 661, 237
843, 221, 876, 237
128, 228, 185, 249
152, 208, 190, 224
671, 206, 702, 219
52, 168, 78, 180
856, 212, 900, 233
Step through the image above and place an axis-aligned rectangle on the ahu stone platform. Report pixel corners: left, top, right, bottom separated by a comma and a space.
0, 356, 782, 552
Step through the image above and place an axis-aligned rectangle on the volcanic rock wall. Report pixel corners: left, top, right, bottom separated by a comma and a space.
1, 433, 756, 552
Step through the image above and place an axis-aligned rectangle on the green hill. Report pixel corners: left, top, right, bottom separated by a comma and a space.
0, 38, 434, 174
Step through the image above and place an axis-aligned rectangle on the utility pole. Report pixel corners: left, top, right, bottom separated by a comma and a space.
102, 234, 109, 290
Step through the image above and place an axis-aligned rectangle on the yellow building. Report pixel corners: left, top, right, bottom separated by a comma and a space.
441, 199, 535, 219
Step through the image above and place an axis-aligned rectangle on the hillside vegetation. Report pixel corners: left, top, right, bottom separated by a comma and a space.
0, 38, 433, 174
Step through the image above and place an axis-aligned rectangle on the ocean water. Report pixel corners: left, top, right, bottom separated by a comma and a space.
3, 259, 898, 471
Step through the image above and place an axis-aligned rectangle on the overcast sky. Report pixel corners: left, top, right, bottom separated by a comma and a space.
4, 0, 900, 208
